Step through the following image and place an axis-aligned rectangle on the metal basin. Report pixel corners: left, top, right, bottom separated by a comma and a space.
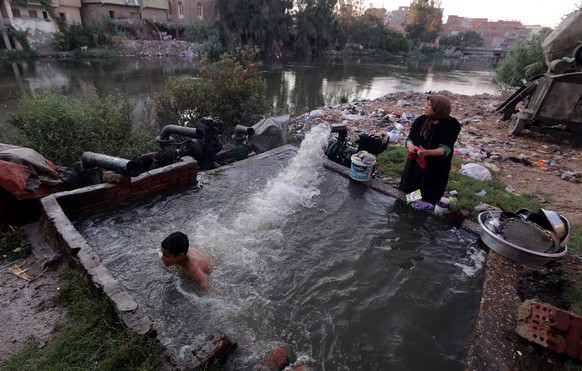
478, 211, 568, 266
540, 208, 567, 240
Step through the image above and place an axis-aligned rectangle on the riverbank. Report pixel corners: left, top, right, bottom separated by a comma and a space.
2, 90, 582, 369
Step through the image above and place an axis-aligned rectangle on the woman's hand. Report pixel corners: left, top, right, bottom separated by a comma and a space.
417, 148, 445, 157
406, 142, 417, 154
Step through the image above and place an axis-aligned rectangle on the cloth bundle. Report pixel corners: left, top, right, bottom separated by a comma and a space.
407, 146, 425, 168
411, 201, 434, 211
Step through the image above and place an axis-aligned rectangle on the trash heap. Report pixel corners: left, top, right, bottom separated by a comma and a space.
288, 91, 581, 186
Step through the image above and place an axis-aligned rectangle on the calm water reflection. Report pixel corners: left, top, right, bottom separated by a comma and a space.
0, 57, 498, 137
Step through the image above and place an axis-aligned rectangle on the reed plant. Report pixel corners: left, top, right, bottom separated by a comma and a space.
8, 90, 157, 167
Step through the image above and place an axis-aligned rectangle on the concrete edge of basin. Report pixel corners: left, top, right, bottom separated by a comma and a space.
38, 146, 513, 369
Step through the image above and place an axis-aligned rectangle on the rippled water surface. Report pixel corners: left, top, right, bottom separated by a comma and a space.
75, 125, 486, 370
1, 57, 497, 137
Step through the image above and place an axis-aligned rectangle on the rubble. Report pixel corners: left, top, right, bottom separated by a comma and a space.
114, 40, 204, 58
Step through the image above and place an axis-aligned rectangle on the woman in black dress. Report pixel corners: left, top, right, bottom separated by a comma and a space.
398, 95, 461, 205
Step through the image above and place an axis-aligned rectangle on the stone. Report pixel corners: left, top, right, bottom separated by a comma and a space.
192, 331, 237, 368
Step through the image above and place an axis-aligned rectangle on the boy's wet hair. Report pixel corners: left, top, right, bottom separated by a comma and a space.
161, 231, 189, 256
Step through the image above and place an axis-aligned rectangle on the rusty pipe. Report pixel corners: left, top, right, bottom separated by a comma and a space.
81, 152, 143, 177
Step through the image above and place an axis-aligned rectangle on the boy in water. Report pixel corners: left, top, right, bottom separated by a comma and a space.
160, 231, 211, 292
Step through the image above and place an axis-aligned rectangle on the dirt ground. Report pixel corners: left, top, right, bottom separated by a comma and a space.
1, 91, 581, 367
0, 249, 66, 361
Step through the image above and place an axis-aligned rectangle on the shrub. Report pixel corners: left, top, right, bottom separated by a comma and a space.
8, 90, 157, 167
184, 23, 208, 43
51, 20, 126, 51
155, 46, 270, 132
493, 28, 552, 90
7, 27, 33, 51
0, 49, 39, 60
203, 29, 225, 61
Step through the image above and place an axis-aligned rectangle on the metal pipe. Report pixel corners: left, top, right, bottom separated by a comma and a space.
81, 152, 144, 177
233, 125, 255, 137
159, 124, 204, 140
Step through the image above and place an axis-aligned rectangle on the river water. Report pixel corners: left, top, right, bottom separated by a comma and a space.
0, 56, 498, 138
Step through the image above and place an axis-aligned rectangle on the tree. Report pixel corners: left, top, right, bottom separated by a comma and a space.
405, 0, 443, 44
337, 14, 409, 52
155, 46, 271, 129
493, 28, 552, 90
336, 0, 365, 19
292, 0, 339, 57
440, 31, 484, 47
217, 0, 293, 56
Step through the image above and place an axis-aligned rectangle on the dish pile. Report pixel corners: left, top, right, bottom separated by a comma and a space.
478, 209, 569, 266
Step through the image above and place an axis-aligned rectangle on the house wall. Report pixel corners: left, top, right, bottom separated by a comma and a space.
140, 7, 167, 22
81, 3, 141, 22
8, 4, 57, 50
441, 15, 532, 49
2, 0, 82, 50
167, 0, 217, 26
55, 0, 82, 8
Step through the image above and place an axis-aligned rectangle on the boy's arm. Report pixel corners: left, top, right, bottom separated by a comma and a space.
189, 267, 210, 292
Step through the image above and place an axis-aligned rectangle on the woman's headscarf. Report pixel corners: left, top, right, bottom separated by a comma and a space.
420, 95, 452, 139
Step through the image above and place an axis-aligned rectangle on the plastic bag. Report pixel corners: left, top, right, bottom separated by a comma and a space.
406, 189, 422, 204
459, 163, 492, 181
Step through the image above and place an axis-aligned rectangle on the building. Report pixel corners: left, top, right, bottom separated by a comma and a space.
476, 20, 531, 49
0, 0, 221, 49
1, 0, 82, 50
441, 15, 532, 49
80, 0, 169, 23
386, 6, 408, 32
440, 15, 487, 37
364, 7, 386, 21
167, 0, 218, 26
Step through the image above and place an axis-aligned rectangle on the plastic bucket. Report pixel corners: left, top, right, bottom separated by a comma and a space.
350, 153, 376, 181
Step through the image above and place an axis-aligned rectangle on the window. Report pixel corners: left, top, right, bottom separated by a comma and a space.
11, 8, 21, 17
59, 12, 66, 21
197, 2, 202, 19
43, 11, 49, 20
168, 2, 173, 16
178, 2, 184, 18
29, 10, 38, 18
109, 10, 115, 19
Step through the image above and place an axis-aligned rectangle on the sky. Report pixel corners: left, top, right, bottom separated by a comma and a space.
369, 0, 579, 28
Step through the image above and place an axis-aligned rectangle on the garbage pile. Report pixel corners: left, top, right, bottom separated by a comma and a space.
288, 91, 581, 188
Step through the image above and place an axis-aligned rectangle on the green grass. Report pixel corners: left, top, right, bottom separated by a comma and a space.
1, 264, 165, 370
0, 49, 40, 60
565, 284, 582, 315
376, 144, 582, 252
0, 226, 31, 260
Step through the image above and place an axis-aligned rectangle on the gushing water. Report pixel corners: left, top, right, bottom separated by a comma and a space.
233, 123, 331, 233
